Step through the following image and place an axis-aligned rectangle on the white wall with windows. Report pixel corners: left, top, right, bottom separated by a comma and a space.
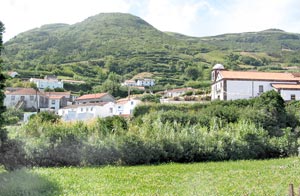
30, 78, 64, 90
278, 89, 300, 101
212, 79, 297, 101
58, 102, 115, 121
114, 99, 141, 115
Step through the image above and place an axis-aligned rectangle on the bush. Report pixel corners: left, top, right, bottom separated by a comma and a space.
0, 139, 27, 171
5, 92, 300, 167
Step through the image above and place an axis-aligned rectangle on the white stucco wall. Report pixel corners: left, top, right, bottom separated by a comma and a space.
114, 100, 141, 115
211, 79, 297, 101
226, 80, 296, 100
58, 102, 115, 121
5, 94, 39, 109
49, 99, 60, 112
30, 78, 63, 89
136, 79, 155, 86
211, 80, 225, 100
279, 89, 300, 101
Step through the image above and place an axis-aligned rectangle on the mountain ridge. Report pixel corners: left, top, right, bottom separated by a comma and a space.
3, 12, 300, 92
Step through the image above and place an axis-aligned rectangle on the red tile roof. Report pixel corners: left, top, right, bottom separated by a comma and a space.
219, 71, 300, 81
49, 95, 65, 100
116, 98, 130, 105
5, 88, 44, 96
76, 93, 109, 100
272, 84, 300, 90
44, 91, 71, 97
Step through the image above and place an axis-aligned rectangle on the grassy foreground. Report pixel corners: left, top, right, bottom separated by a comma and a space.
1, 157, 300, 196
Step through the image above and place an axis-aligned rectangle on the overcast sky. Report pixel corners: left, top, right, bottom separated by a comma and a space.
1, 0, 300, 42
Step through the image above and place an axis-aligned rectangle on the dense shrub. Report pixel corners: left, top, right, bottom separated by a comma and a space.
0, 139, 27, 171
5, 91, 300, 168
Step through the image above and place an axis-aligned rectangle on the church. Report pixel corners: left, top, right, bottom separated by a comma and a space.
211, 64, 300, 101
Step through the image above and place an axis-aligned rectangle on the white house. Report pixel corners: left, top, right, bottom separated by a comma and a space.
211, 64, 300, 101
4, 88, 49, 111
44, 91, 74, 103
7, 71, 19, 78
114, 98, 141, 116
75, 93, 115, 105
272, 84, 300, 101
30, 76, 63, 90
136, 78, 155, 87
163, 87, 194, 98
122, 80, 137, 87
58, 102, 115, 121
48, 95, 67, 113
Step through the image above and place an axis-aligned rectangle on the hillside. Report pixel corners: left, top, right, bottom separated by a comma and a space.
3, 13, 300, 92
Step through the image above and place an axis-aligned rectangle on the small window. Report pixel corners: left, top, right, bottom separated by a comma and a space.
30, 96, 34, 101
91, 107, 93, 111
51, 100, 55, 104
259, 85, 264, 93
109, 108, 113, 113
11, 96, 15, 101
86, 108, 88, 112
81, 108, 83, 112
131, 101, 134, 105
291, 94, 296, 100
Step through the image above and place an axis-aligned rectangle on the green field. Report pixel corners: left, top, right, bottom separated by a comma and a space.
1, 157, 300, 196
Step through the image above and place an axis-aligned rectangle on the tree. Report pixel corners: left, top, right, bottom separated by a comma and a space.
184, 66, 201, 80
0, 22, 26, 170
0, 21, 7, 143
100, 72, 122, 97
253, 90, 287, 136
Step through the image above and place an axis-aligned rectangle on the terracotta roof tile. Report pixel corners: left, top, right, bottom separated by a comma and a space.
220, 71, 300, 81
272, 84, 300, 90
44, 91, 71, 97
76, 93, 108, 100
5, 88, 43, 96
49, 95, 65, 99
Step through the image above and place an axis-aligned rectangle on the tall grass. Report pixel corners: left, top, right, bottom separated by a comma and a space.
1, 157, 300, 195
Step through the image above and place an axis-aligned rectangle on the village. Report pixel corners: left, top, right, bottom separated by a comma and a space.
4, 64, 300, 122
4, 72, 206, 122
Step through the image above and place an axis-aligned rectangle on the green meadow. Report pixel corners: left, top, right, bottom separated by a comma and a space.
1, 157, 300, 196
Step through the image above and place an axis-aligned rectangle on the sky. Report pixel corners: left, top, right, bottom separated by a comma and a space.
1, 0, 300, 42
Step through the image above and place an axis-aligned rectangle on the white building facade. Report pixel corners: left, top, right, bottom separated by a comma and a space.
136, 79, 155, 86
114, 98, 141, 116
4, 88, 49, 110
211, 64, 300, 101
58, 102, 115, 121
30, 77, 63, 90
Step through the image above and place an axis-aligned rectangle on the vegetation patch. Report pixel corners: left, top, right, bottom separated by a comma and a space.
1, 157, 300, 195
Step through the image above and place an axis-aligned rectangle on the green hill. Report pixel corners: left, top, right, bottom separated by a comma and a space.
3, 13, 300, 92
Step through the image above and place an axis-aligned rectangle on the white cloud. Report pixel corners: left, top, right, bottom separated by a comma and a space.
142, 0, 217, 35
0, 0, 132, 41
1, 0, 300, 41
221, 0, 289, 32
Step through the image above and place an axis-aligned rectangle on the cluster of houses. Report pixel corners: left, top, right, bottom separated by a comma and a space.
4, 88, 141, 121
4, 74, 142, 122
5, 64, 300, 122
